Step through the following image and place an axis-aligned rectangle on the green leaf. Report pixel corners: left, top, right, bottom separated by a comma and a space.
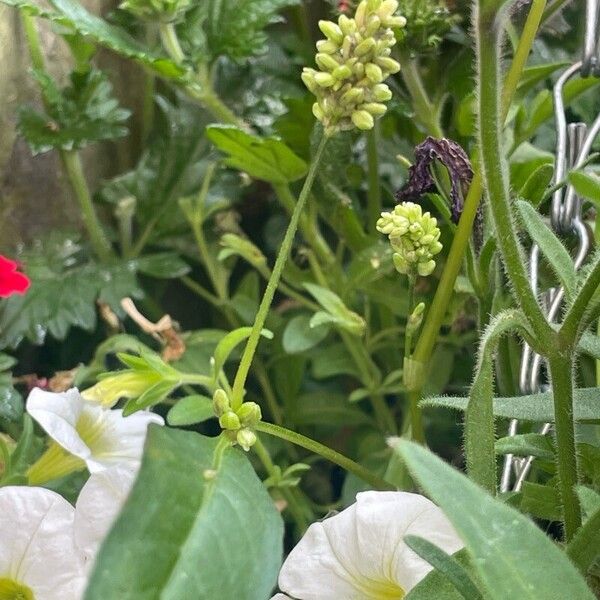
423, 387, 600, 422
136, 253, 190, 279
518, 163, 554, 208
167, 395, 215, 426
212, 327, 273, 382
3, 0, 183, 77
304, 283, 366, 336
19, 69, 130, 154
516, 200, 576, 298
576, 485, 600, 520
0, 373, 22, 421
516, 62, 570, 96
124, 379, 178, 414
577, 331, 600, 359
0, 353, 17, 371
282, 314, 329, 354
520, 481, 562, 521
287, 391, 374, 427
495, 433, 555, 461
406, 550, 475, 600
310, 343, 356, 380
392, 439, 595, 600
568, 170, 600, 204
404, 536, 483, 600
206, 125, 307, 184
85, 427, 283, 599
9, 415, 39, 477
567, 501, 600, 574
202, 0, 299, 61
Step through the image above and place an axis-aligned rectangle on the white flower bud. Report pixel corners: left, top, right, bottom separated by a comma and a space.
236, 429, 257, 452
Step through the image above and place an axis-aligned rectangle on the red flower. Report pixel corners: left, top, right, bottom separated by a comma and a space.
0, 255, 30, 298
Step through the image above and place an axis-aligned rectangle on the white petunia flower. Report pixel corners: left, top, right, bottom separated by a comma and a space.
0, 486, 86, 600
75, 465, 136, 566
273, 491, 463, 599
26, 387, 163, 484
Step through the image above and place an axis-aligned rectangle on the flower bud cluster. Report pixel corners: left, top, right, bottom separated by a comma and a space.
119, 0, 191, 23
377, 202, 442, 277
213, 389, 262, 452
302, 0, 406, 136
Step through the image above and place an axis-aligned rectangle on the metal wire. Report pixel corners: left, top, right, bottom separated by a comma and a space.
500, 4, 600, 490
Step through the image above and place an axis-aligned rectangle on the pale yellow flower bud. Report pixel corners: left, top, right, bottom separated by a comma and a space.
319, 20, 344, 44
352, 109, 375, 130
236, 428, 257, 452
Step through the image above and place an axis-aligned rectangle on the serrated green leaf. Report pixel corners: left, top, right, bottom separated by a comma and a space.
2, 0, 183, 77
19, 69, 130, 154
206, 125, 307, 184
495, 433, 555, 461
423, 387, 600, 422
392, 440, 595, 600
282, 314, 329, 354
85, 427, 283, 599
516, 200, 576, 298
167, 395, 215, 426
203, 0, 299, 61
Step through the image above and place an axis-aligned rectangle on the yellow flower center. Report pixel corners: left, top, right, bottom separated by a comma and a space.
352, 575, 405, 599
0, 578, 34, 600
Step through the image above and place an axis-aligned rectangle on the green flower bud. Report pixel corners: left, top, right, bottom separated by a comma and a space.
213, 389, 230, 417
407, 301, 425, 334
361, 102, 387, 116
236, 402, 262, 427
219, 411, 241, 431
319, 20, 344, 45
236, 428, 257, 452
378, 202, 442, 278
365, 63, 384, 83
303, 0, 404, 135
351, 109, 375, 130
316, 53, 341, 72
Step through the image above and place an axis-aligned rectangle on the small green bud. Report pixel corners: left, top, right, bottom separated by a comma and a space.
354, 37, 376, 56
418, 260, 436, 277
314, 72, 336, 87
301, 69, 318, 93
333, 65, 353, 80
312, 102, 325, 121
378, 0, 399, 19
367, 0, 382, 11
316, 53, 340, 72
319, 20, 344, 45
340, 87, 364, 105
213, 389, 230, 417
338, 14, 357, 36
376, 56, 401, 74
219, 411, 241, 431
361, 102, 387, 116
373, 83, 393, 101
365, 63, 384, 83
407, 302, 426, 334
236, 428, 257, 452
393, 252, 409, 275
354, 0, 368, 27
316, 39, 339, 54
365, 14, 382, 36
236, 402, 262, 427
351, 110, 375, 130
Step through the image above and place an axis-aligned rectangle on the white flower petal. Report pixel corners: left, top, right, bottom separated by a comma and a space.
278, 491, 463, 599
270, 595, 293, 599
27, 387, 164, 473
0, 486, 85, 600
75, 465, 136, 564
27, 388, 91, 462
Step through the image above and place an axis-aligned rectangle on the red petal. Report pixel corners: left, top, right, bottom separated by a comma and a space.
0, 270, 30, 297
0, 255, 18, 274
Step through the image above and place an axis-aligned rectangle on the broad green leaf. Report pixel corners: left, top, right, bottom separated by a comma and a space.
406, 550, 475, 600
167, 395, 215, 426
520, 481, 562, 521
282, 314, 329, 354
310, 343, 357, 380
0, 353, 17, 372
392, 440, 595, 600
516, 62, 569, 96
567, 503, 600, 574
212, 327, 273, 382
0, 373, 22, 421
304, 283, 366, 336
404, 537, 483, 600
495, 433, 555, 461
206, 125, 307, 184
516, 200, 576, 297
518, 164, 554, 208
576, 485, 600, 519
135, 253, 190, 279
568, 170, 600, 204
423, 387, 600, 422
85, 427, 283, 599
202, 0, 299, 61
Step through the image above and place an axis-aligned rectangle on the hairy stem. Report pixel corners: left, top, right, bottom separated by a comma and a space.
230, 135, 329, 409
256, 422, 395, 491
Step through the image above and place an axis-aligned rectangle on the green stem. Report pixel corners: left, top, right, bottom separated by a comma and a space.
399, 55, 443, 138
253, 438, 308, 533
404, 275, 416, 360
180, 276, 221, 308
273, 183, 335, 266
410, 0, 548, 390
366, 124, 382, 229
230, 134, 329, 409
61, 151, 113, 262
548, 355, 582, 542
476, 5, 553, 343
255, 422, 395, 491
159, 22, 185, 63
21, 13, 44, 70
